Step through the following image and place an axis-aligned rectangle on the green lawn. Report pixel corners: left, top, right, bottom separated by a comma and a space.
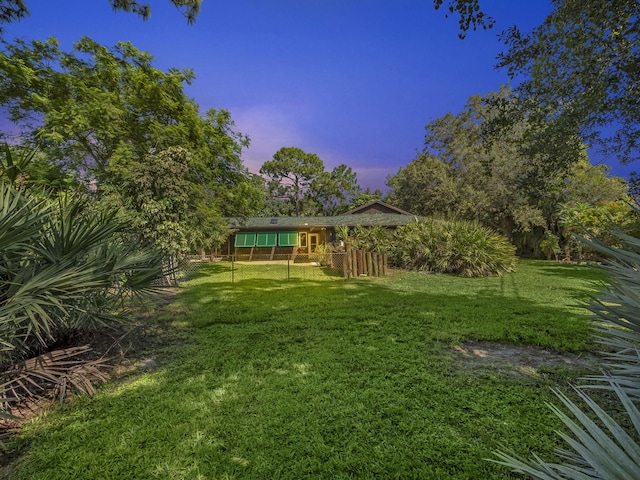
8, 260, 607, 479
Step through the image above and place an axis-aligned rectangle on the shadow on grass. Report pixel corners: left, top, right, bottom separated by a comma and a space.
180, 262, 232, 281
177, 270, 599, 353
536, 262, 608, 282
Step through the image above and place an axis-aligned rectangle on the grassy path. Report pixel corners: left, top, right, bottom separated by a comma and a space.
9, 260, 606, 479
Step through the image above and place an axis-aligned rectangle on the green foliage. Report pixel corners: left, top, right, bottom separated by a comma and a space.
388, 90, 630, 257
0, 142, 33, 184
0, 142, 78, 192
260, 147, 325, 217
388, 88, 554, 243
310, 163, 361, 216
345, 224, 395, 253
334, 224, 350, 244
559, 200, 634, 261
0, 182, 166, 369
539, 231, 560, 261
584, 226, 640, 400
393, 218, 516, 277
0, 37, 188, 180
560, 158, 629, 207
102, 146, 227, 259
498, 0, 640, 163
387, 152, 464, 219
340, 218, 517, 278
494, 383, 640, 479
0, 37, 255, 200
0, 37, 262, 253
260, 147, 361, 217
349, 187, 384, 210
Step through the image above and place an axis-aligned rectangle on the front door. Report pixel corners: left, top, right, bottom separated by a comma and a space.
309, 233, 319, 253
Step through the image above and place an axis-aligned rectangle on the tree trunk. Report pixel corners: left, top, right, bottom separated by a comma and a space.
501, 215, 515, 243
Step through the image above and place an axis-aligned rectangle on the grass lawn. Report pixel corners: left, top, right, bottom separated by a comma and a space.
7, 260, 607, 479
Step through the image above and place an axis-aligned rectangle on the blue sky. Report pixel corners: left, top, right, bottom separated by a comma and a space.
2, 1, 631, 190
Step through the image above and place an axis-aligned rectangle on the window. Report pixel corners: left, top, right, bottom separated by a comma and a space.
234, 232, 256, 247
299, 232, 307, 248
256, 232, 277, 247
278, 231, 298, 247
237, 231, 299, 247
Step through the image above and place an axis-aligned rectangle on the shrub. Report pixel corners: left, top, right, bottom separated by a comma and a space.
539, 231, 561, 260
393, 219, 516, 277
0, 182, 168, 415
348, 224, 395, 253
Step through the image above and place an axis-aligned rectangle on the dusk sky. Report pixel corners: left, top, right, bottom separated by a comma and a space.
2, 1, 631, 190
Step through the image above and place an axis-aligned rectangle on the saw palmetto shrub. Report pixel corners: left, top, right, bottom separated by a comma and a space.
0, 182, 167, 416
339, 224, 395, 253
393, 218, 516, 277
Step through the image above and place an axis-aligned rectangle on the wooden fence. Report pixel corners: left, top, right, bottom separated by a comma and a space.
342, 244, 388, 278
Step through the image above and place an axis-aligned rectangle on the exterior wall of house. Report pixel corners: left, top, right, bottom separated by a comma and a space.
220, 227, 336, 257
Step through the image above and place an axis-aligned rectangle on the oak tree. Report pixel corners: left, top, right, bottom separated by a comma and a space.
498, 0, 640, 163
388, 89, 628, 248
0, 36, 263, 255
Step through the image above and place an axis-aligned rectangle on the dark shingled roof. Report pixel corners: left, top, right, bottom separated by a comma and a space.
227, 213, 419, 230
342, 200, 413, 216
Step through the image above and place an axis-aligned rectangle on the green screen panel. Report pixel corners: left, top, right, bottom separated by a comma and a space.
278, 231, 298, 247
256, 232, 277, 247
234, 232, 256, 247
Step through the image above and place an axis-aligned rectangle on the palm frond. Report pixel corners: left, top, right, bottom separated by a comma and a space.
0, 182, 48, 253
1, 346, 111, 412
493, 383, 640, 479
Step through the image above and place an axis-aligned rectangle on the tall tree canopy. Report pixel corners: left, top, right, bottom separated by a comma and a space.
387, 90, 628, 251
260, 147, 325, 217
0, 36, 264, 254
310, 164, 361, 216
2, 38, 201, 181
260, 147, 361, 217
0, 36, 255, 208
498, 0, 640, 163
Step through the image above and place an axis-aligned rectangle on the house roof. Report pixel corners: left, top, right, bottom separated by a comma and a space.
227, 213, 417, 230
227, 200, 417, 231
343, 200, 413, 216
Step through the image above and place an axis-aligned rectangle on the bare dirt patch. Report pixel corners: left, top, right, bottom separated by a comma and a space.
452, 341, 599, 377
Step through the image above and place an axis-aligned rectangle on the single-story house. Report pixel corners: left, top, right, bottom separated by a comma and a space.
222, 200, 417, 258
